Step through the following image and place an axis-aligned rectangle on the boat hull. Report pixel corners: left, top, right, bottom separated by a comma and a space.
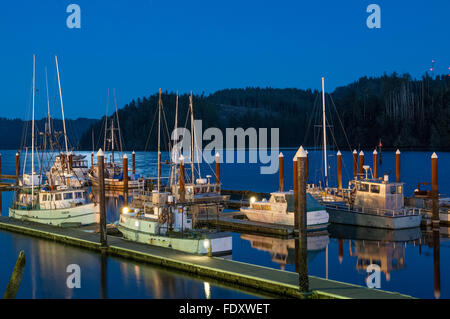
9, 203, 96, 227
326, 207, 421, 229
118, 216, 232, 256
89, 173, 143, 190
240, 208, 329, 230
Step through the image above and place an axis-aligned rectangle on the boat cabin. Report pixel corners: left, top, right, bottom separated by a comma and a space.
250, 191, 324, 213
352, 176, 404, 211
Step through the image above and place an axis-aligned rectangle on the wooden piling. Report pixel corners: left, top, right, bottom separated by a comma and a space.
215, 152, 220, 185
97, 149, 107, 247
3, 251, 25, 299
336, 151, 342, 190
279, 152, 284, 192
15, 152, 20, 184
373, 149, 378, 178
179, 156, 185, 203
68, 152, 73, 171
359, 151, 364, 177
294, 146, 309, 293
0, 153, 2, 184
432, 152, 439, 226
293, 157, 298, 229
91, 152, 94, 168
352, 150, 357, 179
338, 239, 343, 264
123, 154, 128, 199
132, 151, 136, 175
396, 150, 401, 183
433, 229, 440, 299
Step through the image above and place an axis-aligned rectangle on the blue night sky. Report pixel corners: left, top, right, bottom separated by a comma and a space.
0, 0, 448, 120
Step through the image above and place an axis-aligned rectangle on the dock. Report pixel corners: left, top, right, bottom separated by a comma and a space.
198, 212, 295, 236
0, 216, 413, 299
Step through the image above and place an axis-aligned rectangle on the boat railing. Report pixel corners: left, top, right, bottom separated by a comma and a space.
326, 203, 422, 217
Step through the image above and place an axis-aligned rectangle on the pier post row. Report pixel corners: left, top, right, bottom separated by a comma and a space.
352, 150, 357, 179
358, 151, 364, 178
336, 151, 342, 190
373, 149, 378, 178
432, 152, 439, 226
294, 146, 309, 293
132, 151, 136, 175
279, 152, 284, 192
97, 149, 107, 247
396, 149, 401, 183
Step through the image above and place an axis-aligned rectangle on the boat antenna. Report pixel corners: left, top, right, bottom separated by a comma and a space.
55, 56, 69, 154
31, 54, 36, 199
189, 91, 195, 185
157, 88, 162, 193
321, 77, 328, 188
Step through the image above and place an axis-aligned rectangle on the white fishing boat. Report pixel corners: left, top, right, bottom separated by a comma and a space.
9, 187, 95, 226
240, 191, 329, 230
118, 90, 232, 255
118, 192, 232, 255
9, 55, 96, 227
326, 173, 422, 229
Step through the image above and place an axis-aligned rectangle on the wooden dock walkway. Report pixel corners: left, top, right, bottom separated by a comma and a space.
0, 216, 413, 299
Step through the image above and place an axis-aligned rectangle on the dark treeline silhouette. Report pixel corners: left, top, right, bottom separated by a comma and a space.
73, 72, 448, 151
0, 117, 97, 150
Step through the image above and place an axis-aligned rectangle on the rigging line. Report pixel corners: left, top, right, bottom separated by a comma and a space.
328, 94, 353, 153
103, 88, 110, 151
113, 88, 124, 154
302, 92, 320, 146
143, 103, 159, 152
325, 111, 351, 182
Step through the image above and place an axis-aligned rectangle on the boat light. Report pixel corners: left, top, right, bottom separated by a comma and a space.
250, 196, 256, 204
122, 207, 129, 214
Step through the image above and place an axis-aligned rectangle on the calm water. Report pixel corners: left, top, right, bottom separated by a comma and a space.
1, 149, 449, 299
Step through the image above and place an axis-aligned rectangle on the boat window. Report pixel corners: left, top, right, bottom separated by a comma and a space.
397, 186, 403, 194
390, 186, 396, 194
370, 185, 380, 193
358, 183, 369, 192
55, 194, 62, 201
76, 192, 83, 199
275, 196, 285, 203
64, 193, 73, 200
42, 195, 47, 201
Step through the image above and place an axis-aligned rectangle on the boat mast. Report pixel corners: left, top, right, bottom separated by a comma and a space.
322, 77, 328, 187
157, 88, 162, 193
55, 56, 69, 154
104, 89, 109, 152
111, 117, 115, 163
45, 66, 51, 142
189, 91, 195, 185
171, 92, 179, 190
31, 54, 36, 198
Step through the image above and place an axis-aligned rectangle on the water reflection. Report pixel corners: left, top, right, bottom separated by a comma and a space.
240, 232, 329, 270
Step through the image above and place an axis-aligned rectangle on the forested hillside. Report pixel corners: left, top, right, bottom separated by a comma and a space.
75, 73, 449, 151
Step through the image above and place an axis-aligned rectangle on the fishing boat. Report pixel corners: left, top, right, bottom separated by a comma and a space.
118, 192, 232, 256
240, 191, 329, 230
118, 90, 232, 255
9, 55, 96, 227
88, 89, 144, 190
47, 153, 90, 188
326, 172, 422, 229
